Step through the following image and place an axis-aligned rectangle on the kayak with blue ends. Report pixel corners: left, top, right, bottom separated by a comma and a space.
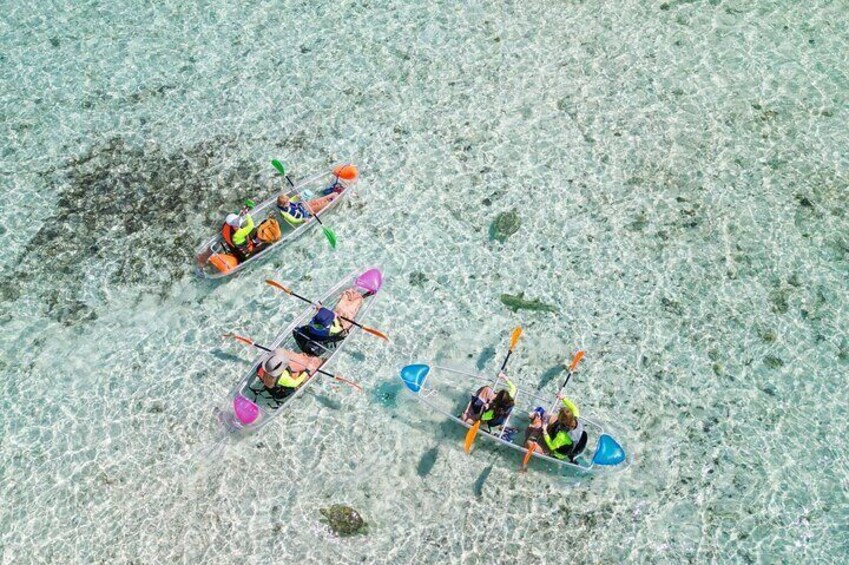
217, 267, 384, 434
398, 364, 630, 474
195, 162, 359, 279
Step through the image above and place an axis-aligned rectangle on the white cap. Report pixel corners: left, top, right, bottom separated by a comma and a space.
226, 214, 243, 228
262, 349, 289, 377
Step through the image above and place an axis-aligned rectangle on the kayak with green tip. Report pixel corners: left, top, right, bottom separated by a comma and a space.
194, 163, 359, 279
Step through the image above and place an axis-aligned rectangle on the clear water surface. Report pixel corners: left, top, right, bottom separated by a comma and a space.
1, 1, 847, 563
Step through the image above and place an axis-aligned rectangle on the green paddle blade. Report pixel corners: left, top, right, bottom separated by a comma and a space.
323, 227, 337, 249
271, 159, 285, 175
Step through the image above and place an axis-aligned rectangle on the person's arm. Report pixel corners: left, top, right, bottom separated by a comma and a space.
560, 396, 580, 418
258, 370, 276, 389
233, 214, 255, 243
501, 374, 517, 399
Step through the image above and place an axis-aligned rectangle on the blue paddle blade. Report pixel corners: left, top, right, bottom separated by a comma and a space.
592, 434, 626, 466
399, 364, 430, 393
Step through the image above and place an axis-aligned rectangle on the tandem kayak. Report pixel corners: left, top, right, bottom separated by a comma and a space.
217, 267, 383, 433
194, 164, 359, 279
399, 364, 630, 474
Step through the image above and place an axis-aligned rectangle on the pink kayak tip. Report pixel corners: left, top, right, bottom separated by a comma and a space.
233, 394, 260, 425
355, 268, 383, 293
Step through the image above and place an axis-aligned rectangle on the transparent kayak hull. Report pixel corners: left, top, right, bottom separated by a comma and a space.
194, 166, 358, 279
217, 267, 382, 434
399, 364, 630, 474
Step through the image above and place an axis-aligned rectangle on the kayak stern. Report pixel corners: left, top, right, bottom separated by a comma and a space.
399, 364, 430, 393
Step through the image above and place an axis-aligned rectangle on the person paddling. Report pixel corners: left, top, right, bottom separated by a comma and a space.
276, 192, 339, 226
293, 306, 347, 356
222, 212, 256, 260
256, 348, 322, 400
524, 395, 587, 463
293, 288, 370, 356
461, 371, 517, 429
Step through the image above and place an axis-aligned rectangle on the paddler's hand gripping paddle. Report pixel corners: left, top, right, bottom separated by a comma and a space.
521, 349, 584, 471
464, 327, 522, 454
265, 279, 389, 342
271, 160, 337, 249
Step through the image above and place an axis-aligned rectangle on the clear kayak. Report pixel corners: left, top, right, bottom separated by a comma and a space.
194, 164, 359, 279
399, 364, 630, 474
217, 267, 383, 433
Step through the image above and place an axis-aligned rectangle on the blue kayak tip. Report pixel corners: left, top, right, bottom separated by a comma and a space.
399, 364, 430, 393
592, 434, 626, 466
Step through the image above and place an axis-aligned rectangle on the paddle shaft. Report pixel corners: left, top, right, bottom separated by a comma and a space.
230, 337, 347, 384
499, 350, 514, 373
489, 328, 521, 389
283, 174, 325, 226
544, 365, 579, 418
276, 284, 371, 334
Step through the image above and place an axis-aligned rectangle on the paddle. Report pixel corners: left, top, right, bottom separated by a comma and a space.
222, 333, 363, 392
547, 350, 585, 415
464, 327, 522, 454
265, 279, 389, 341
521, 350, 585, 471
271, 159, 337, 249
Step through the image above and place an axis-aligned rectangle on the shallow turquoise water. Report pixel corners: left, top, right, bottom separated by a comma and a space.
1, 0, 848, 562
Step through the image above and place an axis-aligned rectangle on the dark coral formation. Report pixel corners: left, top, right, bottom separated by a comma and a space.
0, 137, 265, 324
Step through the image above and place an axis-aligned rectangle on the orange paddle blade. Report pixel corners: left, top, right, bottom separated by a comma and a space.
362, 326, 390, 342
223, 333, 254, 347
332, 375, 363, 392
265, 279, 292, 294
569, 350, 585, 372
464, 420, 481, 454
509, 327, 522, 350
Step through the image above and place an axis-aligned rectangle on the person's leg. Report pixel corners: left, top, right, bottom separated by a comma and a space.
524, 414, 543, 442
569, 431, 588, 461
334, 289, 364, 330
307, 194, 336, 214
461, 388, 488, 422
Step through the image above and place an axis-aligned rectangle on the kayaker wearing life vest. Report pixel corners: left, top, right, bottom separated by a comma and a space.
276, 193, 338, 226
524, 395, 587, 462
257, 348, 322, 399
293, 306, 347, 356
461, 371, 517, 428
293, 288, 370, 356
222, 212, 256, 260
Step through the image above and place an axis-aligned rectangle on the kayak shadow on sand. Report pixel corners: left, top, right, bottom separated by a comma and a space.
415, 419, 466, 478
417, 445, 440, 478
536, 364, 566, 390
308, 391, 344, 411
